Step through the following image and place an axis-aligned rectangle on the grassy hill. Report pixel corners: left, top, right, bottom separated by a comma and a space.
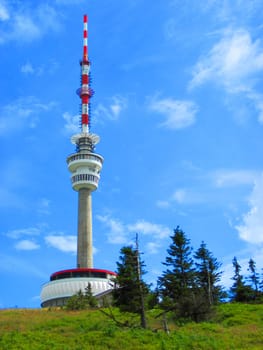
0, 303, 262, 349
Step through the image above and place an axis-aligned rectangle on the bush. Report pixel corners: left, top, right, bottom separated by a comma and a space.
65, 284, 97, 311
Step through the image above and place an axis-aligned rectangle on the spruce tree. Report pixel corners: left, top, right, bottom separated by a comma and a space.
65, 290, 87, 310
194, 241, 224, 304
65, 283, 97, 310
158, 226, 195, 303
230, 257, 253, 302
260, 268, 263, 293
247, 258, 260, 301
158, 227, 215, 321
114, 245, 149, 316
84, 283, 98, 307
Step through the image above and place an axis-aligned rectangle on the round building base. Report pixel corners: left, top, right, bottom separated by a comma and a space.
40, 268, 116, 308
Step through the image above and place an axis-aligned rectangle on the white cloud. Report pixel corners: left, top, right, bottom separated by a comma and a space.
171, 188, 205, 205
62, 112, 80, 134
21, 63, 35, 74
189, 28, 263, 123
235, 172, 263, 244
173, 189, 187, 203
96, 215, 128, 244
93, 95, 127, 123
14, 14, 41, 42
190, 29, 263, 93
4, 225, 42, 251
45, 235, 77, 253
15, 239, 40, 251
0, 97, 55, 135
36, 4, 60, 33
148, 97, 198, 129
21, 62, 41, 76
156, 169, 259, 210
0, 3, 61, 44
166, 1, 263, 43
200, 0, 263, 24
156, 200, 170, 209
128, 220, 170, 239
45, 234, 98, 255
212, 169, 258, 187
247, 92, 263, 124
5, 227, 41, 239
37, 198, 51, 215
146, 241, 161, 254
110, 96, 127, 119
97, 215, 171, 254
21, 60, 58, 76
0, 2, 9, 21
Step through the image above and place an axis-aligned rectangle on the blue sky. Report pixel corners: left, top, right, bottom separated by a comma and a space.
1, 0, 263, 308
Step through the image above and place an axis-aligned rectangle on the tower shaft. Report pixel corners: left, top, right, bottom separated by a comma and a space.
77, 188, 93, 268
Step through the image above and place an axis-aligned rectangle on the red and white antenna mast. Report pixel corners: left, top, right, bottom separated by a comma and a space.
77, 14, 94, 134
83, 14, 88, 61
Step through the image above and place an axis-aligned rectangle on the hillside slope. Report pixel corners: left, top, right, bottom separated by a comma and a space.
0, 303, 262, 349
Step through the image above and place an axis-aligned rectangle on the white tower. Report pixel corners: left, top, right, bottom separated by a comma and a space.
40, 15, 116, 308
67, 14, 102, 269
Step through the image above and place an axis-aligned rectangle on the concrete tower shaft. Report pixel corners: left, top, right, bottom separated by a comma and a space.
77, 188, 92, 268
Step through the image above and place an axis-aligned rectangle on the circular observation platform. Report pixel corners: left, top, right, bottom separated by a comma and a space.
67, 152, 103, 192
40, 268, 116, 308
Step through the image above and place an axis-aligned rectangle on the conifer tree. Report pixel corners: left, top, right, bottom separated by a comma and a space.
194, 241, 224, 304
260, 268, 263, 292
158, 227, 213, 321
247, 258, 261, 301
84, 283, 98, 307
65, 283, 97, 310
65, 290, 87, 310
158, 226, 195, 303
114, 245, 149, 317
230, 257, 253, 302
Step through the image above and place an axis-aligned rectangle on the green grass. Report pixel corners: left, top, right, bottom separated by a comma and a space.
0, 304, 262, 349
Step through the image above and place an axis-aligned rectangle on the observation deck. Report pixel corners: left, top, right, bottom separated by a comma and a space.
67, 133, 103, 192
67, 153, 103, 172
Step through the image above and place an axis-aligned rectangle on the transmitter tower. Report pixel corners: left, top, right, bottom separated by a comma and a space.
67, 14, 102, 269
40, 15, 116, 308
